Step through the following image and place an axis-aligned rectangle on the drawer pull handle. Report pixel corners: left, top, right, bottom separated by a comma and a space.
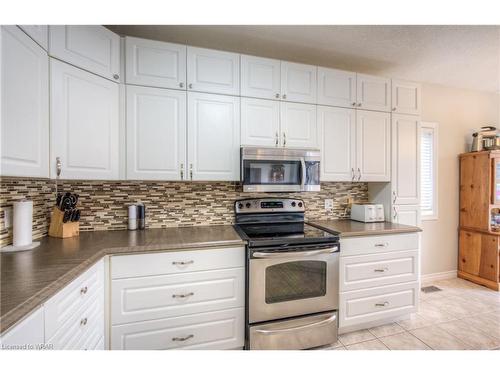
374, 268, 388, 273
172, 292, 194, 299
80, 317, 88, 326
172, 334, 194, 342
375, 302, 389, 307
80, 286, 88, 295
172, 260, 194, 266
374, 243, 388, 248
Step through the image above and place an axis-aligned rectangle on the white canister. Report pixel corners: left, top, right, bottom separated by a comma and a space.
128, 204, 137, 230
13, 200, 33, 247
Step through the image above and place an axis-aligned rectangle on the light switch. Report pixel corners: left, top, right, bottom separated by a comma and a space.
325, 199, 334, 210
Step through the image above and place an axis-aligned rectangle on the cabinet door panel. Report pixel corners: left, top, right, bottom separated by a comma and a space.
0, 307, 44, 347
187, 47, 239, 95
241, 98, 280, 147
50, 59, 119, 179
393, 205, 421, 226
1, 26, 49, 178
356, 110, 391, 181
187, 92, 240, 180
392, 114, 420, 205
125, 37, 186, 89
318, 106, 355, 181
392, 80, 421, 115
19, 25, 48, 50
280, 102, 317, 148
459, 230, 482, 275
49, 25, 120, 82
317, 67, 356, 108
126, 86, 186, 180
356, 74, 391, 112
241, 55, 280, 100
281, 62, 317, 104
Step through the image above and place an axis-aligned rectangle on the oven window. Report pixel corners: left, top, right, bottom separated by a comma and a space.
265, 261, 327, 304
243, 160, 302, 185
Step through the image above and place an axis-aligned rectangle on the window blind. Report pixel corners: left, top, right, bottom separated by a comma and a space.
420, 128, 434, 214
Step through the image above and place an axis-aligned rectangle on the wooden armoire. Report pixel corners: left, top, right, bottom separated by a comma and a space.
459, 151, 500, 290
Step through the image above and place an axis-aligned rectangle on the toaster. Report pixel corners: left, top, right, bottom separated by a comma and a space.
350, 204, 385, 223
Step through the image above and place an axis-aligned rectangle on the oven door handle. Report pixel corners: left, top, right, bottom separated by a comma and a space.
252, 247, 338, 259
254, 314, 337, 335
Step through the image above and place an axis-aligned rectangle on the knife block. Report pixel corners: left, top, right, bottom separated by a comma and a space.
48, 207, 80, 238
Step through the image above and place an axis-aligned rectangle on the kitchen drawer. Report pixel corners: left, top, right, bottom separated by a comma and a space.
340, 233, 419, 256
339, 282, 419, 328
111, 267, 245, 324
111, 246, 245, 279
340, 250, 419, 291
111, 308, 244, 350
44, 260, 104, 339
47, 290, 104, 350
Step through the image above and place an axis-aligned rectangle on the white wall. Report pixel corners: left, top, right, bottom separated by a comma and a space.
420, 83, 499, 276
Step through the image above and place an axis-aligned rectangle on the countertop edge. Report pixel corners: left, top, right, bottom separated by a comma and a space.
309, 221, 422, 238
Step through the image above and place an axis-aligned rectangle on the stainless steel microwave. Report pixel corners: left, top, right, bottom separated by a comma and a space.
241, 147, 320, 192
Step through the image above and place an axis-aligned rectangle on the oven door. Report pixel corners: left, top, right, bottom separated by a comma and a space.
242, 157, 305, 192
248, 244, 339, 324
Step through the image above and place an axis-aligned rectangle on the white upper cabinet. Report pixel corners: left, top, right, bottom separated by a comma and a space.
392, 79, 421, 115
356, 110, 391, 181
125, 37, 186, 90
317, 67, 356, 108
18, 25, 48, 50
318, 106, 356, 181
281, 62, 317, 104
1, 26, 49, 178
356, 73, 391, 112
241, 98, 280, 147
392, 114, 420, 205
240, 55, 281, 100
49, 25, 120, 82
126, 86, 187, 180
50, 59, 119, 180
280, 102, 318, 148
187, 92, 240, 180
187, 47, 240, 95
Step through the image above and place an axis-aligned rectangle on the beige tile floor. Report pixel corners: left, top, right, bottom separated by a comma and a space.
323, 277, 500, 350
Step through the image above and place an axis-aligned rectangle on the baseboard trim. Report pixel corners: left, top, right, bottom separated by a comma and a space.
421, 270, 457, 283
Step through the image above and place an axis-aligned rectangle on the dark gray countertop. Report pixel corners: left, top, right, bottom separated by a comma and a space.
0, 225, 245, 334
309, 219, 422, 237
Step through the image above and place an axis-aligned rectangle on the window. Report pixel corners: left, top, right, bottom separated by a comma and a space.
420, 122, 438, 220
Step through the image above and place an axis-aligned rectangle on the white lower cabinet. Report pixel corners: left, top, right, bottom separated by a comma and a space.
110, 247, 245, 350
0, 307, 45, 348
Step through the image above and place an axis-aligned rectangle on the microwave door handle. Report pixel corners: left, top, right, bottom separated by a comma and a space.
253, 247, 338, 258
300, 158, 306, 187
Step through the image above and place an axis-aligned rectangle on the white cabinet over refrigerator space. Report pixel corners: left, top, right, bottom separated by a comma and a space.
281, 62, 317, 104
50, 59, 119, 180
356, 74, 391, 112
317, 67, 357, 108
240, 55, 281, 100
1, 26, 49, 178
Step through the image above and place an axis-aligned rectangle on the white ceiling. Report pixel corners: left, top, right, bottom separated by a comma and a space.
107, 25, 500, 92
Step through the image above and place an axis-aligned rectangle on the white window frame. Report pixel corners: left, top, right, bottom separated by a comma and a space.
420, 121, 439, 220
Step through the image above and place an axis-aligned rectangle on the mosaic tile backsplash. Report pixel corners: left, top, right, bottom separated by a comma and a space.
0, 177, 368, 247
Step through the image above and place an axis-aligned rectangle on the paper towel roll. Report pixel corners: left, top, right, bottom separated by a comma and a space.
13, 200, 33, 247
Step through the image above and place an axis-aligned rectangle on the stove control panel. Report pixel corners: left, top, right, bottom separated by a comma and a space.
235, 198, 305, 214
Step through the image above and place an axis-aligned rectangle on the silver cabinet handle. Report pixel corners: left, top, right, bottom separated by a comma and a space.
393, 206, 398, 219
180, 163, 184, 180
80, 317, 88, 326
188, 83, 193, 89
357, 167, 361, 182
352, 102, 356, 107
172, 292, 194, 299
392, 107, 397, 111
351, 168, 355, 181
172, 260, 194, 266
179, 82, 184, 88
189, 164, 193, 180
56, 157, 62, 177
113, 74, 119, 80
282, 94, 287, 99
375, 302, 389, 307
374, 267, 389, 273
253, 247, 338, 259
283, 132, 286, 146
275, 93, 280, 99
374, 242, 389, 248
392, 191, 397, 204
255, 313, 336, 335
172, 334, 194, 342
357, 103, 362, 107
275, 131, 279, 146
80, 286, 88, 295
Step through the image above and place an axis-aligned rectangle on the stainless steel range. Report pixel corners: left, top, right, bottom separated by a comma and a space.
233, 198, 340, 350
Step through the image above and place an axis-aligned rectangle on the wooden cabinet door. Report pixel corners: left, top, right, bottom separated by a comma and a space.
317, 67, 356, 108
317, 106, 356, 181
1, 26, 49, 178
49, 26, 120, 82
126, 86, 187, 180
459, 230, 482, 275
280, 102, 318, 148
478, 234, 499, 282
356, 73, 391, 112
355, 110, 391, 181
392, 79, 421, 115
125, 36, 186, 90
281, 62, 317, 104
18, 25, 48, 50
240, 55, 281, 100
187, 92, 240, 181
392, 114, 420, 205
187, 47, 240, 95
241, 98, 280, 147
50, 59, 119, 179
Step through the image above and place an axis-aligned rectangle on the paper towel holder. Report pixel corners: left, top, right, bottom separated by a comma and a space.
1, 200, 40, 253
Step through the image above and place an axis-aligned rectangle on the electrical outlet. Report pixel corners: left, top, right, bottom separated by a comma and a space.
4, 207, 13, 229
325, 199, 334, 210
